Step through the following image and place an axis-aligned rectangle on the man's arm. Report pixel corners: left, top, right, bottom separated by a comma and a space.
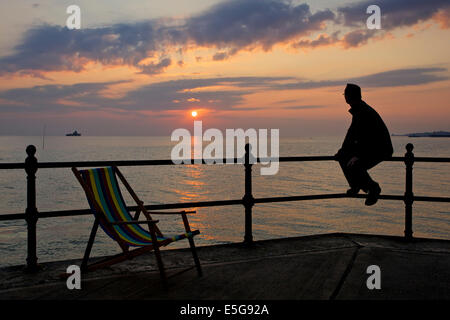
336, 121, 356, 159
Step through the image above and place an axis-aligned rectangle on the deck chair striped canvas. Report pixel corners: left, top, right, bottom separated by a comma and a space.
72, 166, 202, 285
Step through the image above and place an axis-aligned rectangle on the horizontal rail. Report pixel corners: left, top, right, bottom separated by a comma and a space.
1, 156, 450, 170
0, 199, 244, 221
1, 193, 448, 222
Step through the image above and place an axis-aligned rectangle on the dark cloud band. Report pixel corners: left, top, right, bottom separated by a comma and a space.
0, 67, 446, 113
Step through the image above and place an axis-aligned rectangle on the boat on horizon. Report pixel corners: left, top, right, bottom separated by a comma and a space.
66, 130, 81, 136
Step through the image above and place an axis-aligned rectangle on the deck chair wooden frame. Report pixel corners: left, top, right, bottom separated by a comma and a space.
72, 166, 202, 286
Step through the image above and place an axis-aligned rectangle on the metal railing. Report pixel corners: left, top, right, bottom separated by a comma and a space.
0, 143, 449, 272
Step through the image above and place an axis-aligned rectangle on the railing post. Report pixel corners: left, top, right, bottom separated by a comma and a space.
24, 145, 40, 272
404, 143, 414, 241
243, 143, 254, 244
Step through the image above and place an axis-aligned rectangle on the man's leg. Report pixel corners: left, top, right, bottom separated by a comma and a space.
358, 158, 382, 205
357, 158, 382, 190
338, 153, 361, 191
338, 155, 382, 204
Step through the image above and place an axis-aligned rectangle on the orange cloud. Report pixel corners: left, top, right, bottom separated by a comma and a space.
433, 8, 450, 29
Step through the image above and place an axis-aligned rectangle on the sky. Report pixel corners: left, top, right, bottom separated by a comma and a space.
0, 0, 449, 136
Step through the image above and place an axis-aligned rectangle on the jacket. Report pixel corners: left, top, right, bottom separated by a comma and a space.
340, 100, 393, 160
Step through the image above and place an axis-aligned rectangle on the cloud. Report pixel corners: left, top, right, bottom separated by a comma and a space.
117, 77, 286, 111
340, 29, 377, 48
292, 32, 340, 49
0, 80, 129, 112
138, 57, 172, 75
338, 0, 450, 29
0, 0, 448, 76
1, 67, 447, 115
186, 0, 335, 51
212, 49, 239, 61
0, 77, 273, 113
434, 8, 450, 29
271, 67, 449, 90
337, 0, 450, 47
212, 52, 229, 61
0, 22, 164, 76
0, 0, 335, 76
282, 105, 325, 110
295, 0, 450, 49
350, 67, 449, 87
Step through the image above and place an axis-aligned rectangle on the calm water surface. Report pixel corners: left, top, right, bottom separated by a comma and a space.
0, 136, 449, 266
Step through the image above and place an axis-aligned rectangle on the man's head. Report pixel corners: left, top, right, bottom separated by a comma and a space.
344, 83, 362, 105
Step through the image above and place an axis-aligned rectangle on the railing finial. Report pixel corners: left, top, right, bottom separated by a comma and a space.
26, 144, 36, 157
406, 143, 414, 153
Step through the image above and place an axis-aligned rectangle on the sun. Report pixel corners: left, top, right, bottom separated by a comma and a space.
191, 111, 198, 117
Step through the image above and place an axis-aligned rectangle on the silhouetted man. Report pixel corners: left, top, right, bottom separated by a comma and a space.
335, 84, 393, 206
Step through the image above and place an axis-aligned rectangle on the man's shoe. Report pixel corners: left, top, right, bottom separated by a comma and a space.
365, 184, 381, 206
346, 188, 360, 196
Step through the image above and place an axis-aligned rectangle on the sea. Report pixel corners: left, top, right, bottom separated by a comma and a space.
0, 135, 449, 267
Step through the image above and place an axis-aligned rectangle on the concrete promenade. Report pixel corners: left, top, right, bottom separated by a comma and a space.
0, 233, 449, 300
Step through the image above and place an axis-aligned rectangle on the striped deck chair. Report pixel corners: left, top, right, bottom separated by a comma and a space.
72, 166, 202, 285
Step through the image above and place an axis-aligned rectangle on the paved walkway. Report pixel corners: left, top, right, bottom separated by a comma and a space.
0, 233, 449, 300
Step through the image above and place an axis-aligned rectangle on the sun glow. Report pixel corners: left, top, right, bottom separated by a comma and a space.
191, 111, 198, 117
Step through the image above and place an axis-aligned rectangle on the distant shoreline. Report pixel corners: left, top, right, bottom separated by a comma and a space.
392, 131, 450, 138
